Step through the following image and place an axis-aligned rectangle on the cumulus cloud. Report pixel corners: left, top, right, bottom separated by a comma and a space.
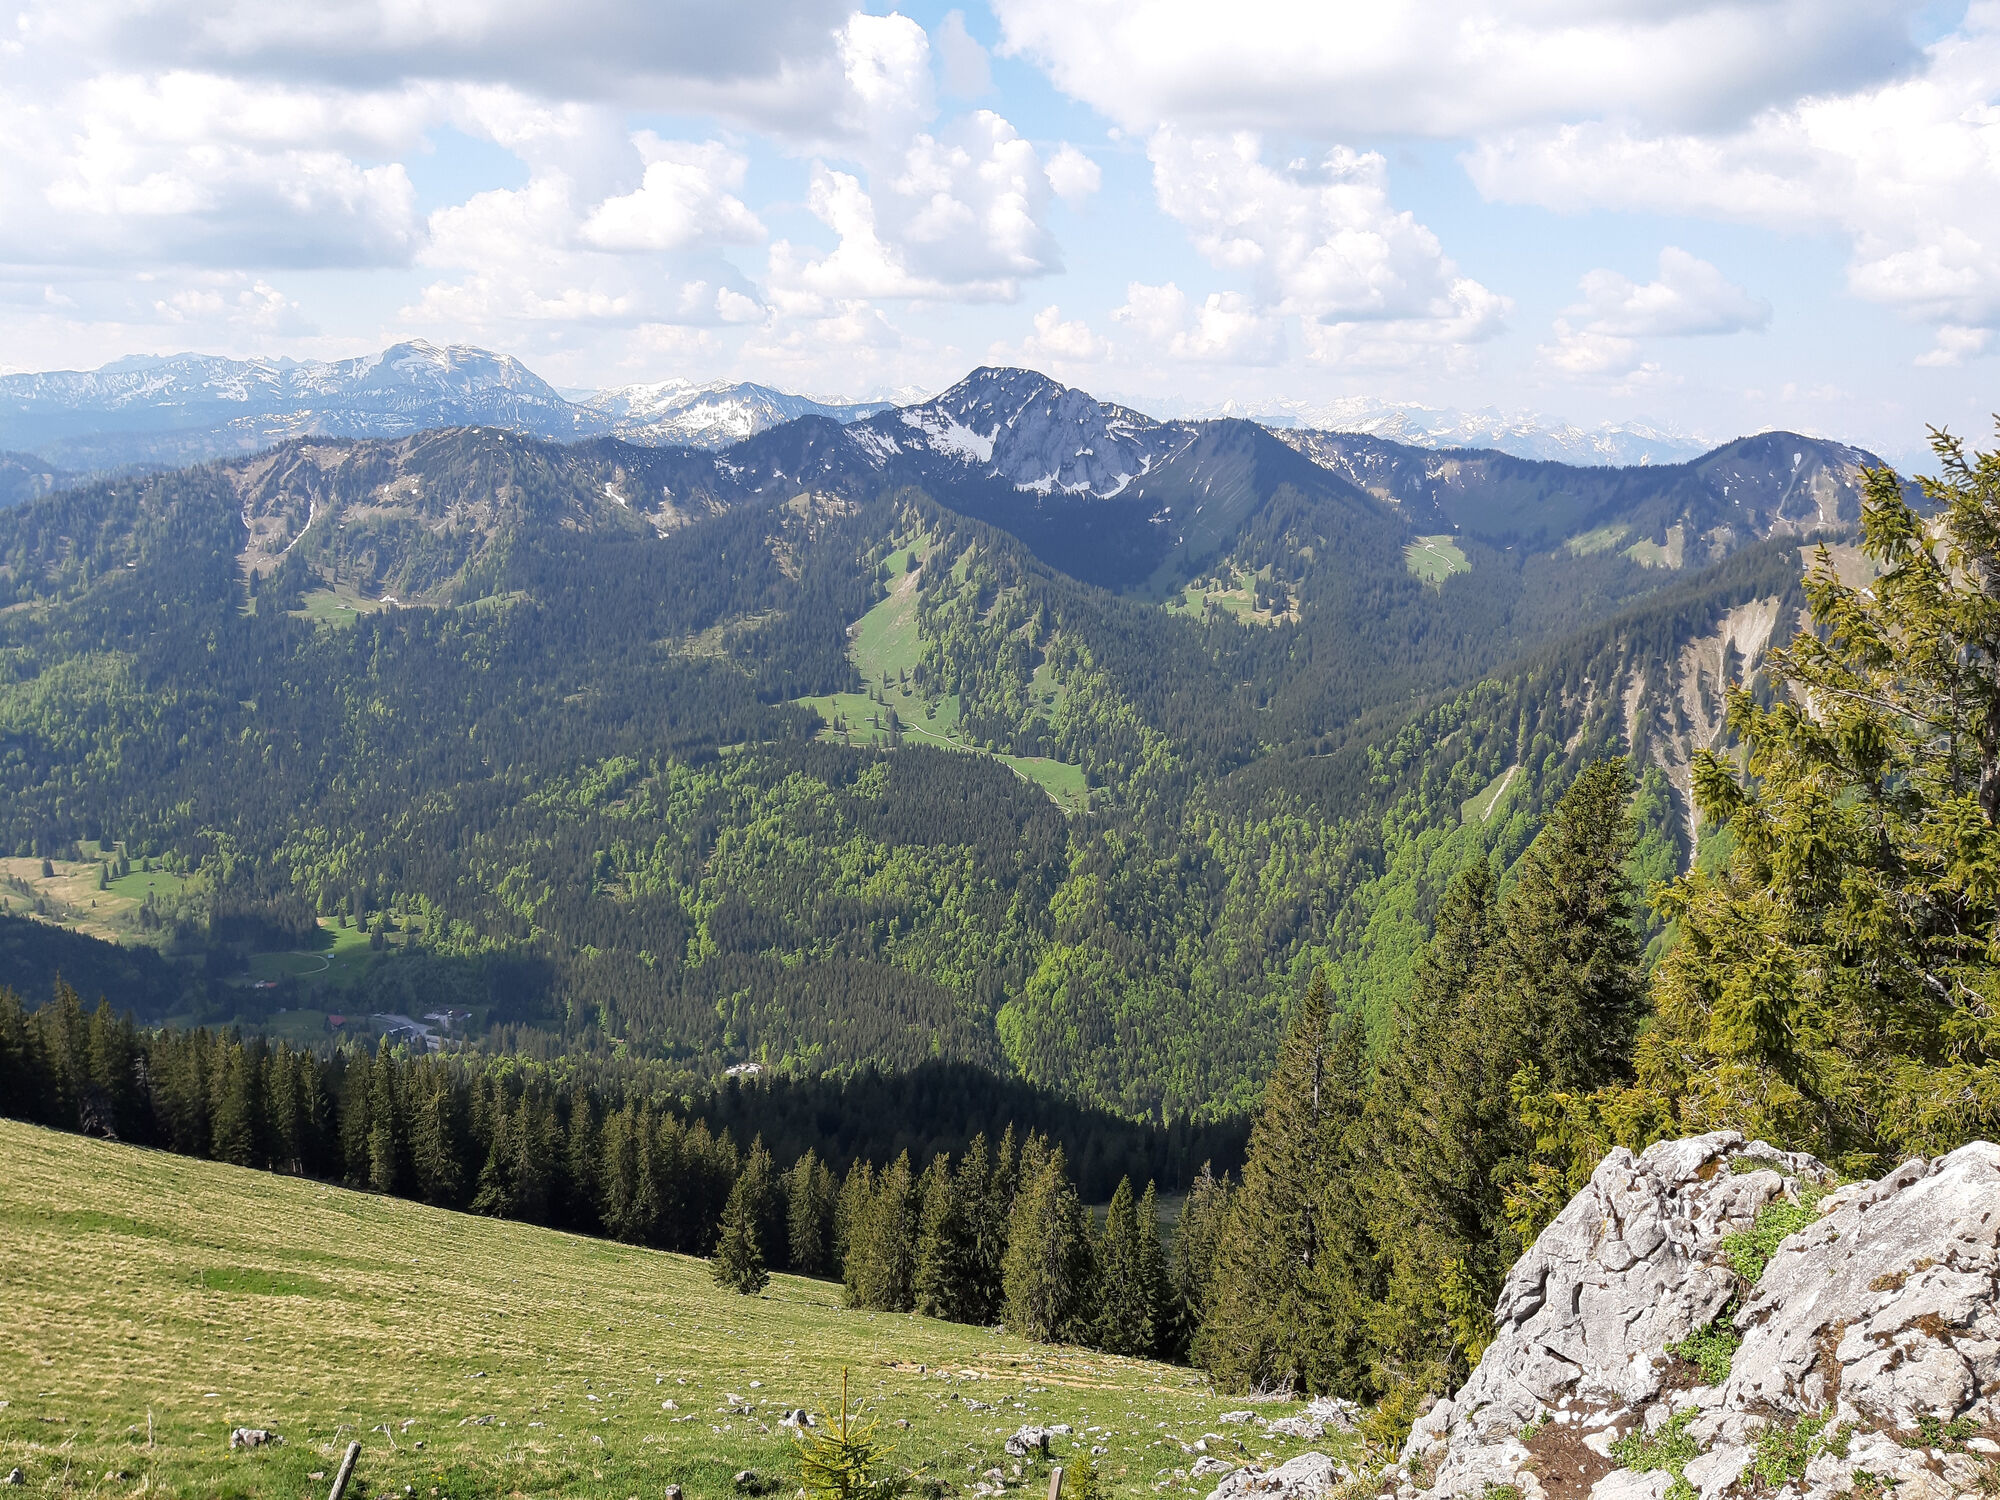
991, 0, 1922, 137
771, 111, 1064, 305
23, 0, 861, 129
1468, 12, 2000, 348
1146, 130, 1506, 361
1014, 304, 1109, 362
1113, 281, 1285, 363
579, 137, 765, 252
937, 10, 993, 98
1045, 145, 1102, 204
1566, 248, 1770, 338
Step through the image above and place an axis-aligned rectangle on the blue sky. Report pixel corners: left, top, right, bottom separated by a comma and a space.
1, 0, 1995, 465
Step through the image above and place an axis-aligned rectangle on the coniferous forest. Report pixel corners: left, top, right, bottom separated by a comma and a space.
2, 386, 1997, 1440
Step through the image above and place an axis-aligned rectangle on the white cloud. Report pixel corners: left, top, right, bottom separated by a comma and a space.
1045, 145, 1102, 204
579, 138, 765, 252
771, 111, 1063, 304
0, 70, 424, 269
1916, 324, 1992, 366
1113, 281, 1285, 363
991, 0, 1923, 137
1013, 304, 1109, 362
1147, 130, 1506, 359
1467, 12, 2000, 345
937, 11, 993, 98
836, 13, 936, 152
1566, 248, 1770, 338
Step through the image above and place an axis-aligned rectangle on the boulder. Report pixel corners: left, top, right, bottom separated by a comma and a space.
1399, 1134, 2000, 1500
1005, 1426, 1057, 1457
1205, 1452, 1344, 1500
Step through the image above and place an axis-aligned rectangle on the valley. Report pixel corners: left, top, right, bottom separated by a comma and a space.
0, 365, 1877, 1116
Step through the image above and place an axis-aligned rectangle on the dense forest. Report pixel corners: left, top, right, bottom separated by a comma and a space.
1175, 435, 2000, 1431
0, 418, 1820, 1117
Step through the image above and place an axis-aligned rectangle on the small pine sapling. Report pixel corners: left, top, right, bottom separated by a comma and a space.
796, 1369, 908, 1500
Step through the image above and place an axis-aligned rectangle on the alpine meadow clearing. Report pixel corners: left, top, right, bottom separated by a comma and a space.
0, 1121, 1353, 1499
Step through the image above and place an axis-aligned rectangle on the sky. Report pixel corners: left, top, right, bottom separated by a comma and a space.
2, 0, 1997, 464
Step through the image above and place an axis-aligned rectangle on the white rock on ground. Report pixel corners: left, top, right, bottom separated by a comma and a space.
1207, 1452, 1347, 1500
1396, 1132, 2000, 1500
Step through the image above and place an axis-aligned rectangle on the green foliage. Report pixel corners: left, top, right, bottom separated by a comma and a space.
1197, 971, 1377, 1396
1001, 1143, 1094, 1343
1644, 429, 2000, 1165
796, 1371, 907, 1500
1667, 1315, 1741, 1385
1093, 1177, 1163, 1356
1750, 1414, 1842, 1486
1719, 1198, 1819, 1285
1610, 1409, 1703, 1500
1907, 1414, 1980, 1451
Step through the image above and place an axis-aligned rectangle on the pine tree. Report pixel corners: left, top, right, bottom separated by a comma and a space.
1094, 1177, 1154, 1355
786, 1150, 838, 1277
1196, 971, 1375, 1395
365, 1044, 404, 1195
471, 1098, 523, 1218
209, 1041, 257, 1167
1001, 1144, 1093, 1344
914, 1152, 980, 1322
409, 1072, 464, 1207
1366, 861, 1518, 1387
847, 1151, 918, 1312
713, 1173, 770, 1295
1499, 760, 1645, 1094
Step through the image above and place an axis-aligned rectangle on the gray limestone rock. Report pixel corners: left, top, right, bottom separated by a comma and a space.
1402, 1134, 2000, 1500
1205, 1452, 1341, 1500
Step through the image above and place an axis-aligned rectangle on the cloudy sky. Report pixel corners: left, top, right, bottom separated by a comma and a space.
3, 0, 1996, 461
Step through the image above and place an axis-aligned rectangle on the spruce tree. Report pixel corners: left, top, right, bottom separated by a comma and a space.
209, 1042, 257, 1167
471, 1100, 522, 1218
959, 1132, 1007, 1322
848, 1151, 918, 1312
365, 1044, 405, 1195
1135, 1181, 1167, 1357
713, 1174, 770, 1295
1499, 760, 1645, 1093
1164, 1162, 1230, 1360
914, 1152, 980, 1322
1094, 1177, 1154, 1355
1001, 1145, 1093, 1343
1366, 860, 1517, 1386
409, 1073, 464, 1207
835, 1159, 874, 1286
1196, 971, 1376, 1395
786, 1150, 837, 1276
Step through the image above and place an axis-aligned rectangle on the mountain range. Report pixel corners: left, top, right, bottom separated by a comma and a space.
0, 356, 1895, 1116
1, 340, 1798, 477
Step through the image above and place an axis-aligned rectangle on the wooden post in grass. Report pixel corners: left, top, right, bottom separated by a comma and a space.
1047, 1466, 1064, 1500
327, 1441, 361, 1500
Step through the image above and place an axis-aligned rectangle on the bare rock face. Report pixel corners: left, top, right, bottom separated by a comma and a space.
1396, 1133, 2000, 1500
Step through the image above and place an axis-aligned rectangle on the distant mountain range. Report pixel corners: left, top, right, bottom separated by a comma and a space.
2, 341, 1800, 480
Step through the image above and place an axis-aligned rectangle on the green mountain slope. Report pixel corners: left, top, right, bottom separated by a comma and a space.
0, 420, 1828, 1115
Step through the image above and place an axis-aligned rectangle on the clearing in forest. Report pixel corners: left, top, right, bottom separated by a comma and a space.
0, 1121, 1350, 1499
796, 537, 1091, 814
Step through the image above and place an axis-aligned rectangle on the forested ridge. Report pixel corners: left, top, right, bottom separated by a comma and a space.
0, 420, 1824, 1116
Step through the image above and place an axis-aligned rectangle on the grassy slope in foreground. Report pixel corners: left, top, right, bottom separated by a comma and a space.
0, 1122, 1349, 1498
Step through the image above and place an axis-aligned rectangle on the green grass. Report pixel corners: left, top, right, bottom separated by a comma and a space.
0, 1122, 1347, 1499
795, 536, 1090, 813
1459, 766, 1519, 826
1563, 524, 1629, 558
1403, 536, 1470, 585
102, 866, 189, 905
1719, 1196, 1819, 1284
244, 919, 378, 989
995, 756, 1091, 816
292, 589, 388, 626
1624, 526, 1686, 571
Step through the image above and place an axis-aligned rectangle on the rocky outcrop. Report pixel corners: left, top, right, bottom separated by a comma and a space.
1397, 1133, 2000, 1500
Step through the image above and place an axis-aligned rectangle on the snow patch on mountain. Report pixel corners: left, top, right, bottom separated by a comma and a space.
582, 380, 888, 448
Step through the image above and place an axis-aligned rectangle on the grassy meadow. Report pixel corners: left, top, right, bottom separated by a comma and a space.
0, 1122, 1349, 1499
798, 538, 1092, 815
